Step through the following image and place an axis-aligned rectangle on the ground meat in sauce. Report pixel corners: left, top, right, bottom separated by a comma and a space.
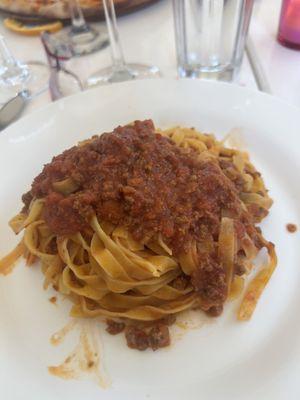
206, 305, 223, 317
171, 275, 190, 290
124, 323, 171, 351
21, 190, 33, 212
159, 314, 176, 326
247, 203, 269, 223
105, 319, 125, 335
148, 324, 170, 350
191, 251, 227, 304
125, 326, 149, 351
286, 223, 297, 233
26, 120, 262, 307
234, 263, 246, 276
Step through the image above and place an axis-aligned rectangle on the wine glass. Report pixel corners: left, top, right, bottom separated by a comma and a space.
87, 0, 160, 86
41, 32, 83, 101
0, 35, 49, 104
55, 0, 108, 56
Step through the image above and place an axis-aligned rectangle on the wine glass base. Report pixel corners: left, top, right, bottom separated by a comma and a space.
0, 62, 29, 87
57, 26, 108, 57
87, 63, 160, 87
0, 61, 49, 98
22, 61, 50, 95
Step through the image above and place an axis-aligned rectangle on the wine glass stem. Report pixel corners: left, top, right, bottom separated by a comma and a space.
0, 35, 17, 67
69, 0, 88, 32
103, 0, 126, 70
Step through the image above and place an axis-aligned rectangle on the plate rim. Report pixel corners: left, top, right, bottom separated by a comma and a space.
2, 78, 300, 141
1, 77, 300, 400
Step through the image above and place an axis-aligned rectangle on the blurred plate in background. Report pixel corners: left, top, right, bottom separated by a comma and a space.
0, 0, 161, 22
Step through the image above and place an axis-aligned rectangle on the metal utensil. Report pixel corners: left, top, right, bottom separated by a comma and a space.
246, 37, 272, 95
0, 89, 30, 130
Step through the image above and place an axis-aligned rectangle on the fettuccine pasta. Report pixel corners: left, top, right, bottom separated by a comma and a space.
0, 120, 276, 350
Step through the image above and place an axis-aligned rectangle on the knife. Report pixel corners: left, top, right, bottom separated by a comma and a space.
0, 89, 30, 130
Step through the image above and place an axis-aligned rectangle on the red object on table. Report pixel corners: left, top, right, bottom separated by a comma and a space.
277, 0, 300, 49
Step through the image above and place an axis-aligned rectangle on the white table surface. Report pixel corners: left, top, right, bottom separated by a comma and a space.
0, 0, 299, 116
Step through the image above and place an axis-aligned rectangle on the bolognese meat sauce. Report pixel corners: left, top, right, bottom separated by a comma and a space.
28, 120, 262, 313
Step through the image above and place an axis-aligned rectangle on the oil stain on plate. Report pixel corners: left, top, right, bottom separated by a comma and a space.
48, 319, 110, 388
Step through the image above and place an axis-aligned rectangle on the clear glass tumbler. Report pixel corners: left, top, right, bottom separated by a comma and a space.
172, 0, 254, 81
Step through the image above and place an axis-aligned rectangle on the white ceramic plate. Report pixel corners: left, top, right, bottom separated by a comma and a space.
0, 79, 300, 400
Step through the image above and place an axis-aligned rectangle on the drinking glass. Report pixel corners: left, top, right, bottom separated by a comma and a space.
55, 0, 108, 56
87, 0, 160, 87
172, 0, 254, 81
277, 0, 300, 50
0, 35, 49, 102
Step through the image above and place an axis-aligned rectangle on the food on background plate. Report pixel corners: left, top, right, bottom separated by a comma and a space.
0, 0, 151, 19
3, 18, 63, 35
0, 120, 276, 351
